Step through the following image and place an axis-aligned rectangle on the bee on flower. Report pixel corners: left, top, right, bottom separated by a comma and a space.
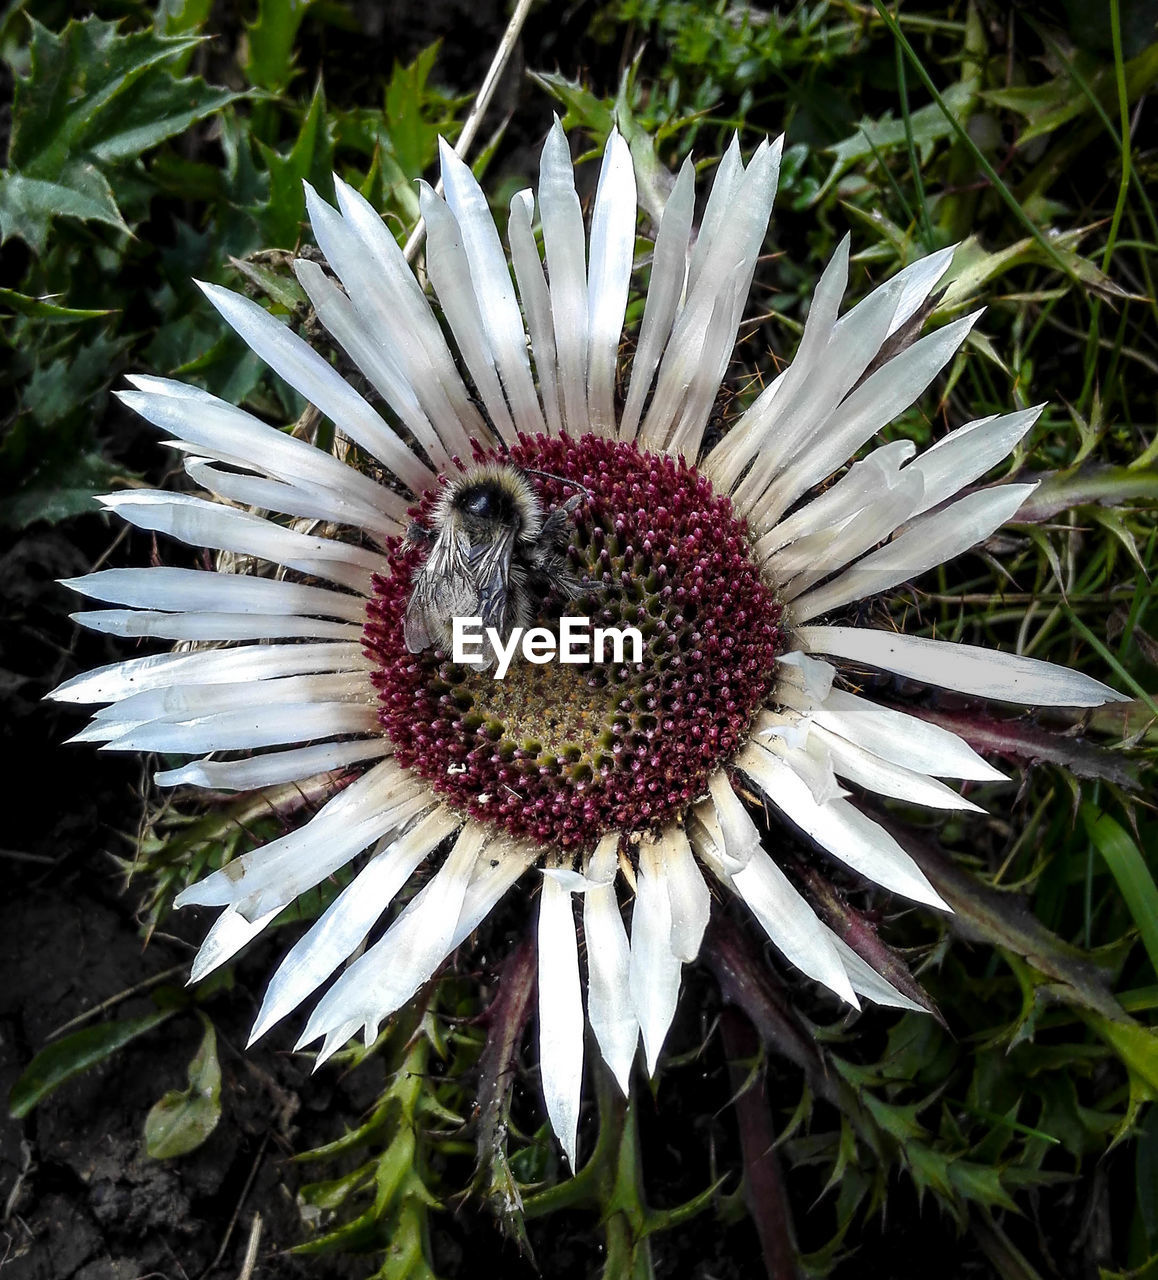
54, 121, 1125, 1168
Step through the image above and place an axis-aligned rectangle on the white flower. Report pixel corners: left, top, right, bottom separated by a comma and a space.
53, 122, 1126, 1169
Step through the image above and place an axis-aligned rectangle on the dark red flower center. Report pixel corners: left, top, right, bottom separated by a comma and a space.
364, 434, 783, 849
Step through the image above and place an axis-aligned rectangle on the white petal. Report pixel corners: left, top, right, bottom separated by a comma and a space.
629, 835, 683, 1076
661, 828, 711, 962
735, 741, 949, 909
297, 822, 487, 1046
330, 176, 489, 452
796, 626, 1128, 707
538, 873, 584, 1168
97, 491, 387, 595
196, 281, 434, 493
792, 483, 1037, 622
901, 405, 1043, 521
758, 440, 916, 562
292, 257, 450, 472
86, 670, 366, 731
50, 640, 371, 705
190, 906, 279, 982
59, 567, 366, 623
155, 738, 390, 790
118, 382, 405, 524
692, 821, 857, 1005
808, 723, 985, 812
730, 236, 851, 507
774, 471, 927, 600
439, 139, 544, 438
583, 835, 637, 1095
773, 687, 1004, 781
586, 129, 636, 435
538, 120, 589, 433
508, 189, 563, 435
175, 761, 429, 912
620, 156, 694, 442
419, 181, 517, 444
72, 610, 361, 643
826, 931, 927, 1012
751, 310, 983, 530
249, 807, 462, 1041
686, 136, 742, 296
97, 701, 378, 753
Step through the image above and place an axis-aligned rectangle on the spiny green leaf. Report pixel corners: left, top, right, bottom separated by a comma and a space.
9, 1010, 173, 1119
244, 0, 318, 93
0, 169, 130, 254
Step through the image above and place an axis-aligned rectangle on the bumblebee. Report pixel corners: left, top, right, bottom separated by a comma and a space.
403, 463, 583, 659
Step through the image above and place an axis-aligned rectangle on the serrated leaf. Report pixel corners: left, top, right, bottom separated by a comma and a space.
2, 451, 138, 529
255, 80, 332, 247
9, 1010, 173, 1119
144, 1014, 222, 1159
10, 17, 205, 176
244, 0, 317, 92
0, 169, 130, 254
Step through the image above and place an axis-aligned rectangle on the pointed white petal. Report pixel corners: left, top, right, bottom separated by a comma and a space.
586, 130, 636, 434
825, 931, 928, 1012
297, 823, 486, 1048
808, 723, 985, 812
196, 281, 434, 493
439, 139, 544, 438
96, 491, 387, 595
508, 189, 563, 435
686, 136, 742, 295
118, 383, 404, 524
190, 906, 279, 983
694, 820, 858, 1005
419, 181, 517, 444
538, 873, 584, 1168
796, 626, 1128, 707
620, 156, 694, 442
772, 686, 1005, 781
72, 610, 361, 643
50, 640, 371, 705
99, 701, 378, 754
751, 310, 983, 530
792, 483, 1038, 622
292, 257, 451, 472
330, 176, 488, 452
758, 440, 916, 562
583, 836, 637, 1095
538, 120, 589, 433
629, 836, 683, 1076
58, 567, 367, 623
155, 738, 390, 790
175, 762, 430, 912
249, 807, 461, 1041
735, 741, 949, 909
902, 405, 1043, 521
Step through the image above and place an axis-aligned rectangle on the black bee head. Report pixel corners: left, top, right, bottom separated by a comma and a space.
454, 481, 520, 527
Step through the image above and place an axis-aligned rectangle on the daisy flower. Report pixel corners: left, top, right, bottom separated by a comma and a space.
52, 122, 1125, 1168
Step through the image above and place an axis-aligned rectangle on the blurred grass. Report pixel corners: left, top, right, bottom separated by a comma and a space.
2, 0, 1156, 1276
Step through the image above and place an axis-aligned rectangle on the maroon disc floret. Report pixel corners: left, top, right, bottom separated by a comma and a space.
364, 434, 783, 849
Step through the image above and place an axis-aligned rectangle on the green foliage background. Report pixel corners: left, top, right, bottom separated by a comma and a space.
2, 0, 1157, 1277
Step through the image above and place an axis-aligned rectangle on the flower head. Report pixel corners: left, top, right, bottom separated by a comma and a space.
53, 122, 1125, 1167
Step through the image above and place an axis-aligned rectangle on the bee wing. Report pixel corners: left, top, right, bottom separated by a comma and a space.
404, 523, 476, 653
469, 525, 517, 634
